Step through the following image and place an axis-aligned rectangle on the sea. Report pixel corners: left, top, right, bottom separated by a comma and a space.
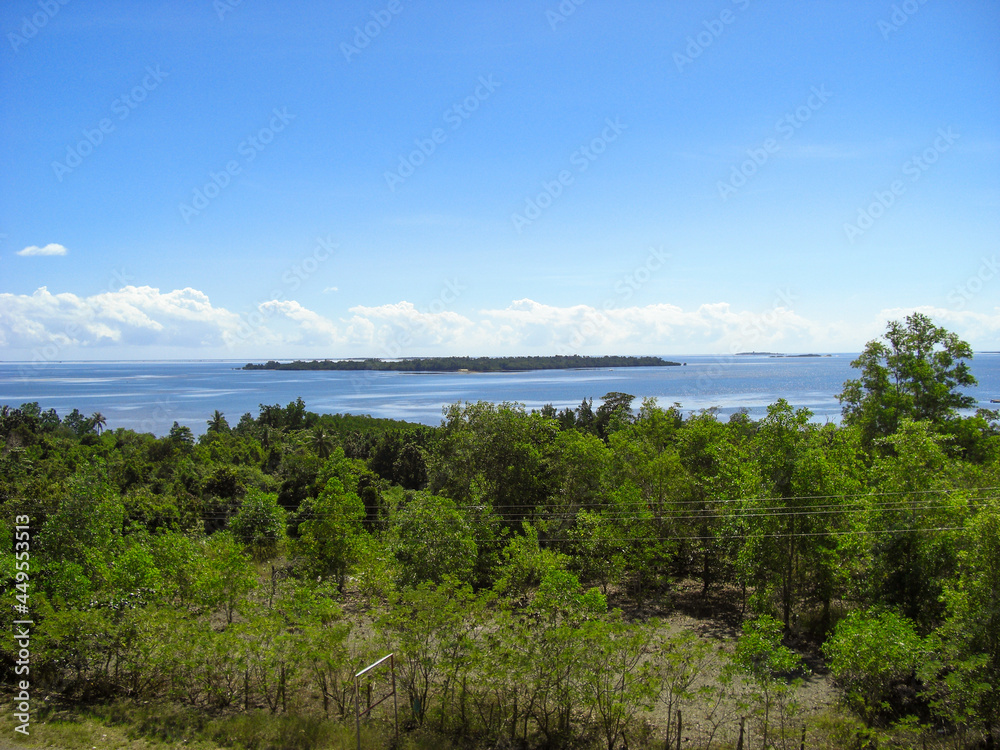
1, 354, 998, 437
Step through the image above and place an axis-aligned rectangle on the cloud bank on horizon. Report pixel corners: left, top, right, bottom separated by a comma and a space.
2, 285, 998, 362
1, 2, 998, 361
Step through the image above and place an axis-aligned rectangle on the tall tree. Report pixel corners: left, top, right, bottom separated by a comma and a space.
392, 493, 477, 587
90, 412, 107, 435
168, 421, 195, 448
206, 410, 229, 434
309, 426, 334, 459
838, 313, 977, 442
740, 399, 813, 628
863, 420, 967, 627
297, 477, 365, 593
428, 401, 556, 524
595, 391, 635, 438
930, 498, 1000, 742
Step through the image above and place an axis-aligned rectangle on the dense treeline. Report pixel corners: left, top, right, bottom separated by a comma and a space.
2, 315, 999, 749
242, 354, 681, 371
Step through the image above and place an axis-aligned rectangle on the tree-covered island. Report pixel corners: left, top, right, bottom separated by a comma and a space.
243, 354, 682, 372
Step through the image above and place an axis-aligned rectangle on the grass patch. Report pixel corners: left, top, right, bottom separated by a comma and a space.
0, 702, 220, 749
0, 700, 434, 750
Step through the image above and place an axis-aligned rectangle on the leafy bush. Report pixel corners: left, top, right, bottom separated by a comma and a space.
229, 489, 286, 561
823, 609, 925, 724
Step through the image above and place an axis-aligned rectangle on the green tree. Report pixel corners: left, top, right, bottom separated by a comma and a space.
429, 401, 556, 524
229, 488, 286, 561
838, 313, 977, 442
37, 471, 125, 588
149, 530, 202, 606
788, 422, 865, 633
300, 614, 358, 719
206, 410, 229, 434
576, 614, 659, 750
108, 541, 162, 602
63, 408, 91, 436
41, 561, 93, 608
297, 477, 366, 593
114, 606, 185, 699
544, 429, 610, 544
928, 499, 1000, 739
168, 421, 195, 448
575, 397, 597, 434
674, 408, 728, 592
734, 400, 812, 627
309, 425, 334, 459
918, 635, 992, 748
506, 568, 607, 745
568, 482, 654, 595
607, 411, 691, 591
863, 420, 967, 626
377, 578, 482, 728
823, 609, 924, 726
34, 605, 114, 690
196, 531, 256, 624
726, 615, 804, 749
392, 492, 476, 587
539, 430, 613, 585
494, 521, 568, 595
595, 391, 635, 439
90, 412, 107, 435
656, 630, 719, 747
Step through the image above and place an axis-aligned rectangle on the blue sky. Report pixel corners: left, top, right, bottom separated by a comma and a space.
1, 0, 998, 361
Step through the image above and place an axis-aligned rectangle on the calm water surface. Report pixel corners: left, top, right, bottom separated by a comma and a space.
1, 354, 998, 436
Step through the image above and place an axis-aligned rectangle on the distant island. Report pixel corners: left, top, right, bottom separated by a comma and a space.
243, 355, 682, 373
735, 352, 830, 358
770, 353, 830, 358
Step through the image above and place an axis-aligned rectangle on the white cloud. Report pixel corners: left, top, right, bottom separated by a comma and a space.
258, 299, 341, 345
344, 301, 481, 354
2, 287, 997, 359
476, 299, 824, 354
0, 286, 247, 352
17, 243, 68, 257
875, 305, 1000, 343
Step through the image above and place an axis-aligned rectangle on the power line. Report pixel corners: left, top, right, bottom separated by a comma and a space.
440, 486, 998, 512
185, 488, 998, 525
